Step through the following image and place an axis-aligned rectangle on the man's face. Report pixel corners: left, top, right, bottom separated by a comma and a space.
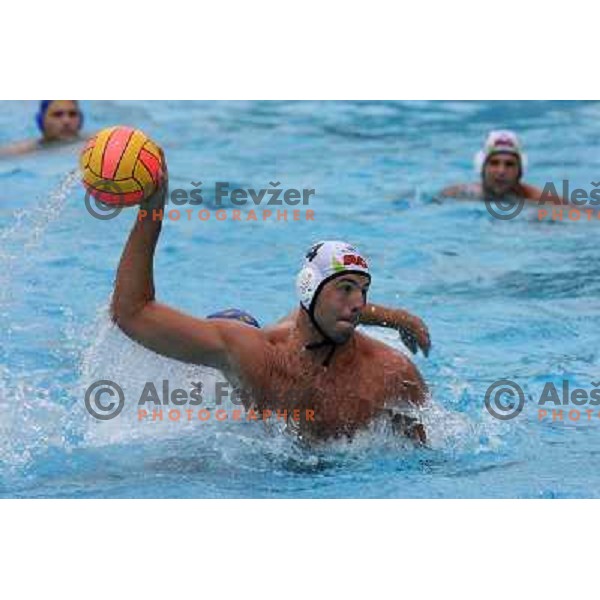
482, 152, 521, 196
42, 101, 82, 141
313, 273, 370, 344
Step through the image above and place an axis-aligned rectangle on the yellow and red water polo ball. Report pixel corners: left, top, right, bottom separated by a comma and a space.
80, 126, 163, 206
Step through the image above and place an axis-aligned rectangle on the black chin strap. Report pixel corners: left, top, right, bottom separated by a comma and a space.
301, 305, 338, 367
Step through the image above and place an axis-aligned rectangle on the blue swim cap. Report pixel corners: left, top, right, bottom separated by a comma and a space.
36, 100, 84, 132
206, 308, 260, 328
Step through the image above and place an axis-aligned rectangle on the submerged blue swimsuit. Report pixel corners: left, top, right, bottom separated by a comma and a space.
206, 308, 260, 328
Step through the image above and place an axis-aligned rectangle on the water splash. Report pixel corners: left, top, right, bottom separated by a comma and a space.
0, 169, 79, 309
0, 169, 80, 476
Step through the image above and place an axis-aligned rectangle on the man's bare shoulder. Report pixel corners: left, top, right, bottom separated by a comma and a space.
519, 182, 548, 202
233, 320, 297, 370
0, 139, 40, 158
355, 330, 412, 366
215, 319, 281, 384
355, 331, 426, 402
263, 319, 295, 344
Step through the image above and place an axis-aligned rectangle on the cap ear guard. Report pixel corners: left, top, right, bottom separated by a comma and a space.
296, 265, 318, 310
519, 152, 528, 175
36, 100, 52, 132
473, 150, 485, 173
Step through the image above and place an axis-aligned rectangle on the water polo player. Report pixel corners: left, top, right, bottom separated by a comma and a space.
0, 100, 84, 157
440, 130, 551, 202
110, 159, 428, 443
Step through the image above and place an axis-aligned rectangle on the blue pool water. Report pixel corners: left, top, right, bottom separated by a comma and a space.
1, 100, 599, 498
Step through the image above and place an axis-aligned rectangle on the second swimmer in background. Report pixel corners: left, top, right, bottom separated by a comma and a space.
0, 100, 85, 157
440, 130, 554, 203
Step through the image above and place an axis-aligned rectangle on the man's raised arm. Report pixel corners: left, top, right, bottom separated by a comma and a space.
110, 168, 263, 372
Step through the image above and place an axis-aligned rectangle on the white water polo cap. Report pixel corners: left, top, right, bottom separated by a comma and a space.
296, 241, 371, 313
474, 130, 528, 176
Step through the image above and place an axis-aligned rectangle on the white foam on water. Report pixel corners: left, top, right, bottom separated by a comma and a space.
0, 170, 82, 473
76, 307, 237, 447
0, 365, 72, 471
0, 169, 79, 311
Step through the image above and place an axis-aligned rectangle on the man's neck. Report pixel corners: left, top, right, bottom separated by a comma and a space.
294, 308, 357, 366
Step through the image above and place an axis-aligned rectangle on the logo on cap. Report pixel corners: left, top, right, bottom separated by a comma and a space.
494, 137, 516, 148
343, 254, 368, 269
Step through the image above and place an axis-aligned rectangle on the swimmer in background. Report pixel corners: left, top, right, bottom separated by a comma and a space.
111, 155, 429, 444
440, 130, 562, 204
0, 100, 84, 157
